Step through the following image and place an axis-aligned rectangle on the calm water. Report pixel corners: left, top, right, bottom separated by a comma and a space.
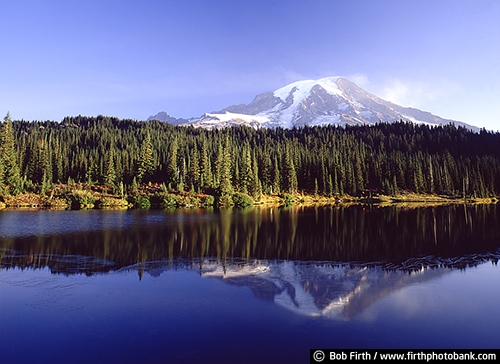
0, 205, 499, 363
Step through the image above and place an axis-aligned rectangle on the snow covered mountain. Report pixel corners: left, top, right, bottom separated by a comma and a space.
149, 76, 478, 131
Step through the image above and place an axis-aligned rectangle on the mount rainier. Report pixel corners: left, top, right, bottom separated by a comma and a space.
148, 76, 477, 131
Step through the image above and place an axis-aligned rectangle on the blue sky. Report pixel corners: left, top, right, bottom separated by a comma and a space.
1, 0, 499, 130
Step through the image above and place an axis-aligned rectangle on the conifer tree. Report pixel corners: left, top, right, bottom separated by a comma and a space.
214, 141, 224, 188
319, 156, 326, 194
250, 153, 262, 200
326, 173, 333, 197
104, 147, 117, 191
333, 168, 340, 195
239, 145, 252, 194
259, 153, 272, 194
52, 137, 64, 183
165, 137, 178, 187
0, 113, 21, 194
0, 148, 4, 193
130, 176, 139, 195
232, 157, 240, 192
137, 132, 154, 182
199, 137, 212, 188
217, 136, 234, 204
187, 143, 200, 191
282, 144, 298, 194
86, 158, 98, 185
39, 138, 53, 186
271, 156, 280, 195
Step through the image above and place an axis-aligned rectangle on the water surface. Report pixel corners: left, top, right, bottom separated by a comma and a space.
1, 205, 499, 363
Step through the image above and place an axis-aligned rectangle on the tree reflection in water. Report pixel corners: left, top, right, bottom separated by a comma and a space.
1, 204, 499, 364
0, 204, 499, 275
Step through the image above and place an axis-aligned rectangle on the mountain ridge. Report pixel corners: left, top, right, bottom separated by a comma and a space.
148, 77, 479, 131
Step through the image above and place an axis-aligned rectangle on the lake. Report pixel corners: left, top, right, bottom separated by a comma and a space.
1, 205, 499, 363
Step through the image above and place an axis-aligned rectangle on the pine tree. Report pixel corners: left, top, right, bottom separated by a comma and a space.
259, 153, 272, 194
0, 147, 4, 194
165, 137, 178, 187
104, 147, 117, 191
214, 140, 224, 188
40, 138, 53, 186
217, 136, 234, 204
326, 173, 333, 197
40, 170, 50, 196
187, 143, 200, 191
354, 149, 365, 194
239, 145, 252, 194
199, 137, 212, 189
52, 137, 64, 183
0, 113, 22, 194
137, 132, 154, 182
249, 151, 262, 200
271, 156, 280, 195
130, 176, 139, 195
85, 158, 98, 185
282, 144, 298, 194
428, 155, 435, 194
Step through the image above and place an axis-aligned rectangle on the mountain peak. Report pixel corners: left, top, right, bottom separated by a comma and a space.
146, 111, 190, 125
273, 76, 344, 103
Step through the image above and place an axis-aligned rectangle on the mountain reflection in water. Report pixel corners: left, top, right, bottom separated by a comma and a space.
1, 205, 499, 320
201, 260, 452, 320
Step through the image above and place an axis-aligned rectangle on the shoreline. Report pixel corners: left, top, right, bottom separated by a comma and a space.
0, 188, 497, 211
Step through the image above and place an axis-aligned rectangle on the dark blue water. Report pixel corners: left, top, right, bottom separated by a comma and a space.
1, 205, 499, 363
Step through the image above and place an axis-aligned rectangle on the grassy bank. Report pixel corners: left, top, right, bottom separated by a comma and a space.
0, 184, 497, 210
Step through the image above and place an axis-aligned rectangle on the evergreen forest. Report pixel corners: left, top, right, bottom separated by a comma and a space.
1, 112, 499, 207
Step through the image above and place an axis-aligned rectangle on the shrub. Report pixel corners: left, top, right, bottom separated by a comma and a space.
184, 193, 201, 207
161, 194, 183, 208
67, 190, 96, 208
216, 194, 234, 207
151, 192, 187, 208
201, 195, 215, 207
96, 197, 129, 209
232, 192, 254, 208
3, 192, 43, 207
129, 194, 151, 209
280, 193, 295, 206
44, 198, 70, 209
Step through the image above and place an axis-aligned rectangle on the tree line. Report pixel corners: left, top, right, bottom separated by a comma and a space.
1, 112, 499, 200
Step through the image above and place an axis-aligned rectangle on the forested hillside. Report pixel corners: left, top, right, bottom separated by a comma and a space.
1, 113, 499, 202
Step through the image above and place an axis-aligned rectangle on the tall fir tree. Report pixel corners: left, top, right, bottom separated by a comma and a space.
165, 137, 178, 187
104, 146, 117, 191
136, 132, 154, 182
0, 113, 21, 194
282, 144, 298, 194
199, 137, 212, 189
250, 152, 262, 200
187, 143, 200, 191
214, 140, 224, 188
239, 145, 252, 194
271, 155, 281, 195
217, 136, 234, 204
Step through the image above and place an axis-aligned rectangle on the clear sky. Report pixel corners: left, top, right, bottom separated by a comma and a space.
1, 0, 499, 130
